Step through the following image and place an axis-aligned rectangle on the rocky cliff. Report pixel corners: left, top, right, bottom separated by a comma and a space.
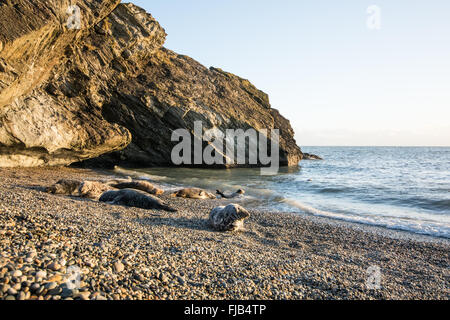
0, 0, 302, 168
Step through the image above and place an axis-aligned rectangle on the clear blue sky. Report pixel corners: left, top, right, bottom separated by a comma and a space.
131, 0, 450, 146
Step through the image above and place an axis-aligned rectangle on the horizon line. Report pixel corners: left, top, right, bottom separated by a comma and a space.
300, 145, 450, 148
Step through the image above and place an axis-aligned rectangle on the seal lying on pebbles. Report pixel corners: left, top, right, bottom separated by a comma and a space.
78, 181, 112, 200
110, 180, 164, 195
46, 179, 112, 199
102, 177, 132, 186
99, 189, 177, 212
216, 189, 245, 199
208, 204, 250, 232
171, 188, 216, 199
46, 179, 82, 196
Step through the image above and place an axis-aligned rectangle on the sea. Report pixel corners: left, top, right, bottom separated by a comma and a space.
115, 147, 450, 239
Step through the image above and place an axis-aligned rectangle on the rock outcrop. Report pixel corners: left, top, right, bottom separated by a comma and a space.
0, 0, 303, 168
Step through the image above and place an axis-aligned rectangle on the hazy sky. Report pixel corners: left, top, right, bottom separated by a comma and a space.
132, 0, 450, 146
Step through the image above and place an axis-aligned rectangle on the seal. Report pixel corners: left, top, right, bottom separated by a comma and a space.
216, 189, 245, 199
111, 180, 164, 195
46, 179, 82, 196
99, 189, 177, 212
208, 204, 250, 232
102, 176, 132, 186
46, 179, 113, 199
171, 188, 216, 199
79, 181, 112, 200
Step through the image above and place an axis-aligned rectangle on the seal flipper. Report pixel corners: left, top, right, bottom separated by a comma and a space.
159, 204, 178, 213
216, 190, 227, 198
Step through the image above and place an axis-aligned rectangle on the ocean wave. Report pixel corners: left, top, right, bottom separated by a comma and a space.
113, 166, 170, 182
313, 185, 450, 213
318, 187, 350, 194
280, 198, 450, 239
393, 197, 450, 212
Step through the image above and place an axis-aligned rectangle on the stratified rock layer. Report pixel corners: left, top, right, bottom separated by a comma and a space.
0, 0, 302, 168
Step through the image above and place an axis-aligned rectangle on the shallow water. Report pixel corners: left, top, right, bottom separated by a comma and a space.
115, 147, 450, 239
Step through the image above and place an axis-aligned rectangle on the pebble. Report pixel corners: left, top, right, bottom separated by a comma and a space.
12, 270, 22, 277
47, 275, 63, 283
7, 287, 17, 295
48, 287, 63, 295
44, 282, 58, 290
30, 283, 40, 292
61, 287, 76, 298
35, 270, 47, 279
74, 291, 91, 300
17, 291, 27, 300
159, 273, 169, 283
48, 262, 61, 271
113, 261, 124, 273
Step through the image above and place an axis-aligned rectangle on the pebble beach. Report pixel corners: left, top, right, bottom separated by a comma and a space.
0, 167, 448, 300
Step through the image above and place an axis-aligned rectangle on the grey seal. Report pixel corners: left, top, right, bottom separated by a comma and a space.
46, 179, 113, 199
171, 188, 216, 199
46, 179, 82, 196
78, 181, 112, 200
208, 204, 250, 232
110, 180, 164, 195
99, 189, 177, 212
216, 189, 245, 199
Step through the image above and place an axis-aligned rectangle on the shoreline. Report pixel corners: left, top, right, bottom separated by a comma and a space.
113, 165, 450, 242
0, 167, 448, 300
281, 210, 450, 245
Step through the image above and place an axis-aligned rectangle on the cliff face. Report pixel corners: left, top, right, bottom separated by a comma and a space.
0, 0, 302, 168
